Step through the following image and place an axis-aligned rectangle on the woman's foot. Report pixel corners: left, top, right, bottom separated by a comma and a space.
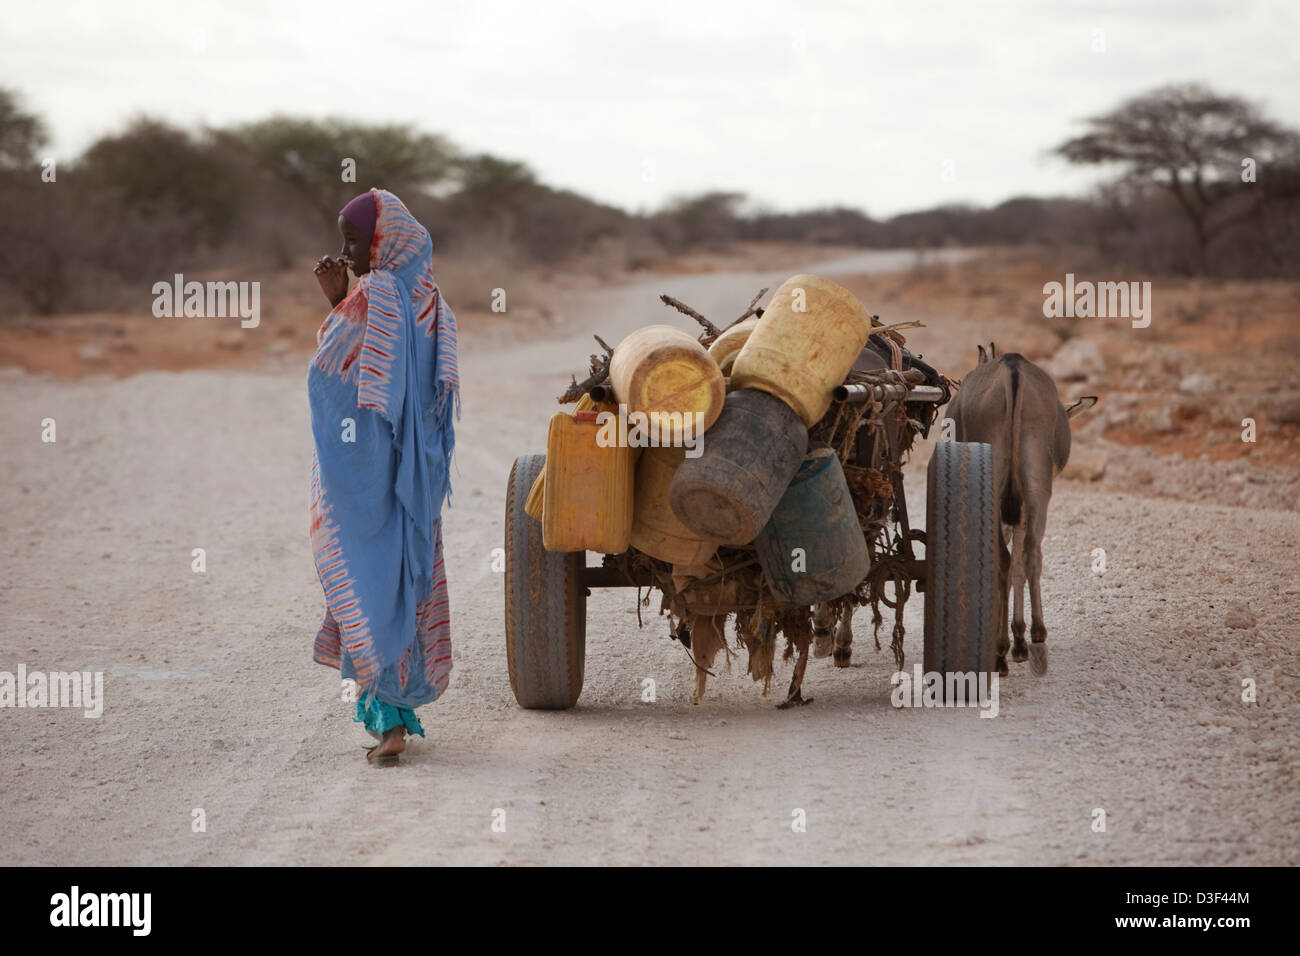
365, 727, 406, 761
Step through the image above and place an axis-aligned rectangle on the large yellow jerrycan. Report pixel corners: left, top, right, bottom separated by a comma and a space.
609, 325, 725, 442
526, 393, 603, 521
542, 407, 635, 554
706, 317, 758, 377
730, 275, 872, 426
628, 445, 718, 565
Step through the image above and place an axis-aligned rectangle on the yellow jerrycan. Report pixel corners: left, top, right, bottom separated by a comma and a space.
542, 407, 635, 553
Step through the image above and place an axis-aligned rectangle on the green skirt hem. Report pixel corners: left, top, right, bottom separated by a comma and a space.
354, 693, 426, 737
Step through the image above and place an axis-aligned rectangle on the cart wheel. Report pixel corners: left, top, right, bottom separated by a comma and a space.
505, 454, 586, 709
923, 441, 998, 684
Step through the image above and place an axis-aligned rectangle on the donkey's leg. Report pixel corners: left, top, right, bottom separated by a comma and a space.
994, 519, 1012, 677
1009, 521, 1029, 662
778, 637, 814, 708
833, 605, 854, 668
1024, 498, 1051, 676
812, 603, 835, 659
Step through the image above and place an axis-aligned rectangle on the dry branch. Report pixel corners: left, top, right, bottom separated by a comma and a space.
659, 294, 721, 338
557, 334, 615, 404
723, 287, 768, 330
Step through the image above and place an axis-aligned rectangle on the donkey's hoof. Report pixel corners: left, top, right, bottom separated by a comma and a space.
1029, 643, 1048, 675
813, 634, 833, 658
832, 648, 852, 668
1011, 640, 1029, 663
995, 654, 1009, 678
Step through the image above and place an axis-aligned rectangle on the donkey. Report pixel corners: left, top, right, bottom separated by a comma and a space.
946, 344, 1097, 676
812, 602, 854, 665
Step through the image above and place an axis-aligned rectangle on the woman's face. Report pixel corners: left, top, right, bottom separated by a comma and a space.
338, 215, 372, 276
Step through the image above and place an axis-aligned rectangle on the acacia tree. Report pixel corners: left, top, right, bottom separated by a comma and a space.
78, 118, 244, 246
1055, 83, 1299, 273
227, 118, 458, 226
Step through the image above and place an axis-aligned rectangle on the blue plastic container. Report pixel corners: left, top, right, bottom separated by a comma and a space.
755, 443, 870, 605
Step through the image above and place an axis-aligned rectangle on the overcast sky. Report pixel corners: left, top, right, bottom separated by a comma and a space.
5, 0, 1298, 217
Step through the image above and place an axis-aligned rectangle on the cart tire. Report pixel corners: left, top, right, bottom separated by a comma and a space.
505, 454, 586, 709
923, 441, 998, 686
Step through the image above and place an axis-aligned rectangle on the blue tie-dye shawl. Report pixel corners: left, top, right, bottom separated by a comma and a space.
308, 189, 460, 709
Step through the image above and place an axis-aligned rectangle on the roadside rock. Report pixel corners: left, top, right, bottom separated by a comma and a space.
1149, 407, 1178, 434
1049, 339, 1105, 382
1180, 373, 1218, 395
1105, 403, 1132, 427
1119, 343, 1183, 385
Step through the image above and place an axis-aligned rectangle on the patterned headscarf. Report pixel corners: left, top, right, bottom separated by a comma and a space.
356, 188, 461, 460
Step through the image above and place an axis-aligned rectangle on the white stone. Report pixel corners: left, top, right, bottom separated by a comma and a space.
1179, 373, 1217, 394
1048, 339, 1105, 382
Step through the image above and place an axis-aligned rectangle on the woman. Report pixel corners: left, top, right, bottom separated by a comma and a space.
309, 188, 460, 762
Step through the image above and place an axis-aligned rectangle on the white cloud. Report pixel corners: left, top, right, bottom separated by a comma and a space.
4, 0, 1297, 216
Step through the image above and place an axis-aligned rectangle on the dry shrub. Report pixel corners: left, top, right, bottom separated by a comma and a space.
431, 244, 544, 320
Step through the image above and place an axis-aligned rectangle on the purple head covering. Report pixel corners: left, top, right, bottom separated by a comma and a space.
339, 190, 378, 243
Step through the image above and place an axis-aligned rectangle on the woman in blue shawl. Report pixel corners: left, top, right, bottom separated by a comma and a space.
309, 188, 460, 762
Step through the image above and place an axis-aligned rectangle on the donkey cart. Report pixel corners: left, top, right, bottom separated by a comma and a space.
503, 279, 998, 709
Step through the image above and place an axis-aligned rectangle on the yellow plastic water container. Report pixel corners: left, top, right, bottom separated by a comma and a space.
524, 463, 545, 520
629, 445, 718, 565
609, 325, 725, 443
542, 407, 635, 553
526, 393, 605, 521
707, 318, 758, 376
730, 275, 872, 426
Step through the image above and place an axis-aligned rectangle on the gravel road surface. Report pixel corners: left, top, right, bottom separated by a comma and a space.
2, 251, 1296, 865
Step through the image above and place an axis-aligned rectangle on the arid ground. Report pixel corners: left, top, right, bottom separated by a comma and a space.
1, 246, 1297, 864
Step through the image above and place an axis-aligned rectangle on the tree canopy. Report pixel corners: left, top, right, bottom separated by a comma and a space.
1055, 83, 1300, 270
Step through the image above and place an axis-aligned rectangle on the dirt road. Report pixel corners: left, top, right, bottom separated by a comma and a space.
2, 251, 1296, 865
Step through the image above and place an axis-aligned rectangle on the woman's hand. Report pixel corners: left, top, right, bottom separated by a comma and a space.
314, 255, 350, 307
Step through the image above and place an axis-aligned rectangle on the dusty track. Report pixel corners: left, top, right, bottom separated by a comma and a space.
2, 251, 1296, 865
